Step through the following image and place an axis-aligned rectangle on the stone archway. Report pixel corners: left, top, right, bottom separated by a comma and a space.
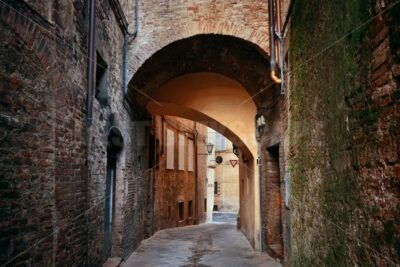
128, 34, 283, 252
127, 21, 269, 75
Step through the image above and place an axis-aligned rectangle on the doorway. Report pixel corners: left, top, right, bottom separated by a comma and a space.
104, 128, 123, 259
265, 144, 283, 260
104, 155, 116, 258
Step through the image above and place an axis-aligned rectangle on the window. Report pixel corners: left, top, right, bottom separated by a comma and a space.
213, 205, 218, 211
187, 138, 194, 171
215, 132, 227, 151
204, 198, 207, 212
214, 182, 218, 195
95, 51, 108, 106
166, 128, 175, 170
178, 202, 184, 221
178, 133, 185, 170
188, 200, 193, 218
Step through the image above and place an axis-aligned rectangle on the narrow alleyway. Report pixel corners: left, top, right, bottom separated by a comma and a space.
121, 220, 281, 267
1, 0, 399, 266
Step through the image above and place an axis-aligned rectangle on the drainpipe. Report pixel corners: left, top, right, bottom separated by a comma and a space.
86, 0, 96, 126
122, 0, 140, 95
282, 0, 296, 34
270, 0, 296, 94
194, 122, 199, 225
269, 0, 281, 85
275, 0, 286, 94
258, 145, 264, 252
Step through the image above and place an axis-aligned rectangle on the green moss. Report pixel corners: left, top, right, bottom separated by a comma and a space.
288, 0, 377, 265
291, 253, 315, 267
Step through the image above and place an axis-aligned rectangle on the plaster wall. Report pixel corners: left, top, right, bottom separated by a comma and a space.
214, 141, 240, 212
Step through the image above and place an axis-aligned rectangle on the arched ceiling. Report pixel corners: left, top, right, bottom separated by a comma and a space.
127, 34, 280, 159
128, 34, 279, 110
147, 72, 257, 158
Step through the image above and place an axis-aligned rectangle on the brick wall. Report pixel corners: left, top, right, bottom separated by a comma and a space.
0, 0, 149, 265
0, 6, 56, 265
153, 116, 207, 231
127, 0, 270, 78
288, 0, 400, 265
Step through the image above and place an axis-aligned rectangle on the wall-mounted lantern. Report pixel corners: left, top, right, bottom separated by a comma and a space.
232, 144, 239, 157
206, 142, 214, 155
255, 113, 266, 143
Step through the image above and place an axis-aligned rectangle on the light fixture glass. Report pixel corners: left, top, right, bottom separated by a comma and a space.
255, 114, 266, 142
206, 143, 214, 155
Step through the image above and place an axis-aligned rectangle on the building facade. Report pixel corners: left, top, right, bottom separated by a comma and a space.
152, 116, 207, 231
213, 133, 240, 213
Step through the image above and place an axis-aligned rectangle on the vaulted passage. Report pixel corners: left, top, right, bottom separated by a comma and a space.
128, 34, 284, 253
1, 0, 399, 266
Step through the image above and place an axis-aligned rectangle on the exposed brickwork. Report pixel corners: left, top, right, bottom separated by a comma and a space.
3, 0, 398, 266
0, 0, 278, 265
260, 97, 285, 261
0, 16, 56, 267
153, 116, 207, 231
127, 0, 270, 75
288, 0, 400, 265
128, 34, 278, 114
0, 0, 145, 265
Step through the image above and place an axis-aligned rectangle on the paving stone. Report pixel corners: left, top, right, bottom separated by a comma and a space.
121, 223, 282, 267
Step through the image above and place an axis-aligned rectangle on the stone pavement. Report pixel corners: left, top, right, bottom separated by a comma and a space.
212, 212, 238, 224
121, 222, 282, 267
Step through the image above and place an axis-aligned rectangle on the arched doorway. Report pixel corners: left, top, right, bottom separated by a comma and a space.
127, 34, 284, 256
104, 127, 124, 258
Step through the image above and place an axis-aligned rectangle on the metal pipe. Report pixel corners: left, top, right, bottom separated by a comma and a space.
122, 0, 140, 95
282, 0, 296, 34
269, 0, 276, 72
276, 0, 282, 63
269, 0, 282, 84
86, 0, 96, 126
194, 122, 199, 224
258, 145, 264, 252
279, 34, 285, 94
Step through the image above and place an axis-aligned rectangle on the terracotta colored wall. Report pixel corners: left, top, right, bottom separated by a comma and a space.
153, 116, 207, 231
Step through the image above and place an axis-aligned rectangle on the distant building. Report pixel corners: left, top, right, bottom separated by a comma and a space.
152, 116, 207, 230
213, 133, 239, 212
